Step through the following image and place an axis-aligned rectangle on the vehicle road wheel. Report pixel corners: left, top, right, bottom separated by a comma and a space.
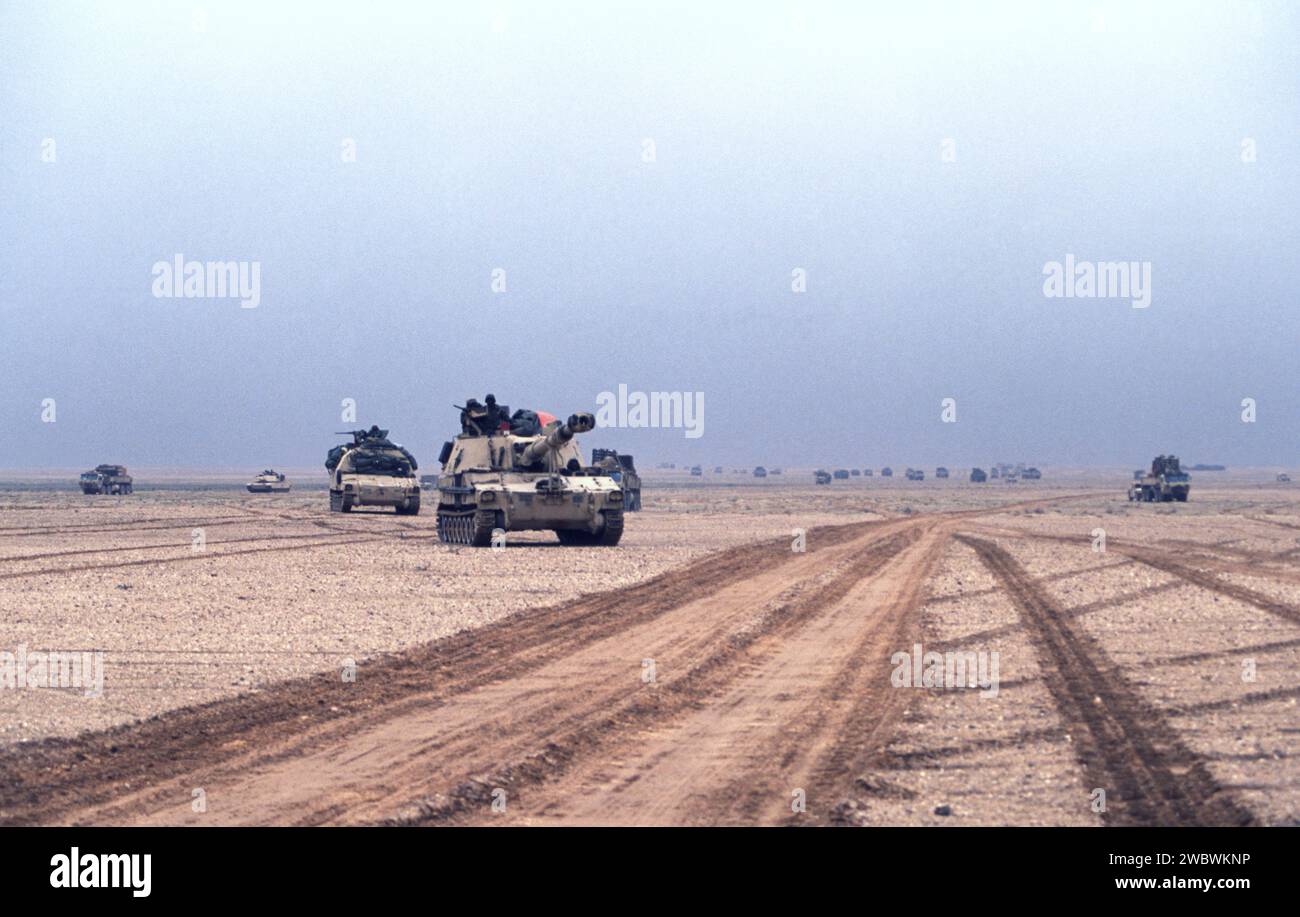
329, 491, 343, 512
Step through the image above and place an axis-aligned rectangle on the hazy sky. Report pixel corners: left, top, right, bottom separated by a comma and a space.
2, 0, 1297, 470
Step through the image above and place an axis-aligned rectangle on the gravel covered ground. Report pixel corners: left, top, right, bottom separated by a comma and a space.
1, 470, 1296, 827
0, 478, 881, 744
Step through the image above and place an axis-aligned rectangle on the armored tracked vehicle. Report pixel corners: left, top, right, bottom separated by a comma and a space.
881, 467, 893, 477
79, 464, 133, 495
436, 408, 623, 546
814, 469, 832, 485
753, 466, 767, 478
246, 469, 291, 493
935, 467, 949, 479
326, 427, 420, 514
1131, 454, 1190, 502
970, 467, 987, 483
905, 468, 925, 481
592, 449, 642, 511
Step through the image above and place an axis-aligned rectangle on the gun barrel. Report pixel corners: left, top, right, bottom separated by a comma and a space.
520, 413, 595, 465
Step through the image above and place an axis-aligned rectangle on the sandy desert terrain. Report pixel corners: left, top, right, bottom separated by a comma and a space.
0, 471, 1296, 826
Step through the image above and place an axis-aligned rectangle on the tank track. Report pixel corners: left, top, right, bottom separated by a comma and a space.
437, 507, 495, 546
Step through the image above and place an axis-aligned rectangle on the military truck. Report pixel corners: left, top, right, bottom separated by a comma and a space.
881, 467, 893, 477
905, 468, 925, 481
79, 464, 133, 495
1022, 467, 1042, 480
935, 467, 949, 479
690, 465, 703, 477
246, 469, 291, 493
436, 409, 623, 546
833, 469, 850, 480
326, 427, 420, 514
1131, 454, 1190, 502
814, 469, 832, 485
753, 466, 767, 478
970, 467, 987, 483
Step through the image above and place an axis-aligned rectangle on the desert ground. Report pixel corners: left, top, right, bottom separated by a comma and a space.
0, 470, 1296, 826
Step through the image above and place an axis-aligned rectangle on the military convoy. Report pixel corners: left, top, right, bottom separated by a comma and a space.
246, 469, 291, 493
1129, 454, 1191, 502
435, 408, 624, 546
79, 465, 132, 495
326, 427, 421, 514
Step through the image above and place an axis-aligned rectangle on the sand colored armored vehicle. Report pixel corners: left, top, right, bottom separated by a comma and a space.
592, 449, 642, 511
246, 469, 291, 493
325, 427, 420, 514
436, 408, 623, 546
1130, 454, 1190, 502
814, 470, 832, 485
970, 467, 987, 483
79, 464, 133, 495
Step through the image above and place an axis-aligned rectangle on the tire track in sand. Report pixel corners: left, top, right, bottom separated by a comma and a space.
959, 536, 1256, 827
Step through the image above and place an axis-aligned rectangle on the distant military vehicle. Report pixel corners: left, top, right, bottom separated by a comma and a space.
1130, 454, 1191, 502
246, 469, 291, 493
593, 449, 642, 511
880, 467, 893, 477
833, 469, 850, 480
1022, 467, 1042, 480
850, 468, 860, 476
935, 467, 949, 479
713, 465, 723, 474
814, 470, 832, 485
436, 409, 623, 546
753, 466, 767, 478
419, 474, 440, 490
769, 467, 783, 475
326, 427, 420, 514
690, 465, 703, 477
970, 467, 987, 483
79, 464, 133, 495
1278, 473, 1292, 483
905, 468, 925, 481
863, 468, 873, 476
